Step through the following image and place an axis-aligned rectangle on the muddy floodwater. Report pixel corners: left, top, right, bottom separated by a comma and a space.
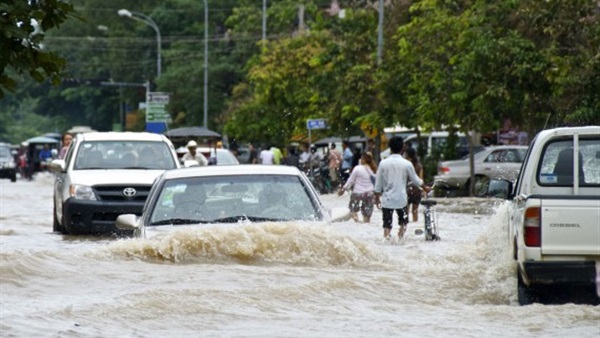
1, 174, 598, 337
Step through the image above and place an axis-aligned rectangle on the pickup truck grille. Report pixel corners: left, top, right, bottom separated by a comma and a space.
93, 185, 151, 202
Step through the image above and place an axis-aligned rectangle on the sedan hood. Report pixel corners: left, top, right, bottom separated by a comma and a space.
69, 169, 166, 186
143, 221, 297, 239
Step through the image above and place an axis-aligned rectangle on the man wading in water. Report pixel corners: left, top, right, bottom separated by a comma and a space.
374, 136, 431, 239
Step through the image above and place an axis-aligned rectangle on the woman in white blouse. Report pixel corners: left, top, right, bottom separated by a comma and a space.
338, 152, 377, 223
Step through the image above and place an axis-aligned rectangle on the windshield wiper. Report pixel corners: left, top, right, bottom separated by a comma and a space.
150, 218, 210, 226
208, 216, 283, 223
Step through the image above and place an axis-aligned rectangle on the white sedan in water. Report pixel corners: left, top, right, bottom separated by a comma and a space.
116, 165, 350, 237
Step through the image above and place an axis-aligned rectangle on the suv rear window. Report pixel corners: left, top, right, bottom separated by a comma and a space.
74, 141, 178, 170
537, 137, 600, 186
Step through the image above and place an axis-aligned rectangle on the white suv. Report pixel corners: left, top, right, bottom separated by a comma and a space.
50, 132, 180, 235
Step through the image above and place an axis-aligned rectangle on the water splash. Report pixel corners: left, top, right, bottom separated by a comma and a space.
106, 222, 386, 266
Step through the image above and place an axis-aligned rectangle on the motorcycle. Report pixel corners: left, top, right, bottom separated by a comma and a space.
305, 160, 334, 195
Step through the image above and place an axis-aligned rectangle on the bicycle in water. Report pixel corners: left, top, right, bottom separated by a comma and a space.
415, 197, 441, 241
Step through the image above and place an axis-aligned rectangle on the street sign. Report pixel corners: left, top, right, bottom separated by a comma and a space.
146, 92, 171, 123
307, 119, 327, 130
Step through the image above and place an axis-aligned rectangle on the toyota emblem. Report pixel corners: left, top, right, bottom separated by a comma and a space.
123, 187, 137, 197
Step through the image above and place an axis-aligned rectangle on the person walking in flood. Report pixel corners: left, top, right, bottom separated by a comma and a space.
338, 152, 378, 223
340, 141, 353, 184
374, 136, 431, 239
404, 147, 424, 222
328, 143, 342, 188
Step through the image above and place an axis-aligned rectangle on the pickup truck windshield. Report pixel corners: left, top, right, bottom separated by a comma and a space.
74, 141, 178, 170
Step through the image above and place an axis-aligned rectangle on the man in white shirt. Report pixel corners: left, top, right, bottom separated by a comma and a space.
181, 140, 208, 166
374, 136, 431, 239
259, 145, 274, 165
298, 143, 311, 170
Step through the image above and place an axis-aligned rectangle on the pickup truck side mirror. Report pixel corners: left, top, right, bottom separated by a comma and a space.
48, 159, 66, 173
487, 179, 513, 200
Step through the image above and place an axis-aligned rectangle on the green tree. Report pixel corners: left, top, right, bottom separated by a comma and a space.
0, 0, 76, 98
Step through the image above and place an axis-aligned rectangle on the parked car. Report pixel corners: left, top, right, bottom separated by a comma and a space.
49, 132, 181, 235
0, 143, 17, 182
116, 165, 350, 238
434, 145, 528, 197
381, 132, 480, 160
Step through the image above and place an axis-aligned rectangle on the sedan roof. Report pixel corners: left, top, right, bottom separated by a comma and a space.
163, 164, 303, 180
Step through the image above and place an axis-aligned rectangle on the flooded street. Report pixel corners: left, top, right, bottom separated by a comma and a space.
1, 173, 598, 337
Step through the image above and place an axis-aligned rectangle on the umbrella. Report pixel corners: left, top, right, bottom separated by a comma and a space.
26, 136, 60, 144
163, 126, 221, 138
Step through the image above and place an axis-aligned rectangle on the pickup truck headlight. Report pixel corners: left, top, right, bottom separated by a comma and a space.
1, 161, 16, 169
69, 184, 97, 200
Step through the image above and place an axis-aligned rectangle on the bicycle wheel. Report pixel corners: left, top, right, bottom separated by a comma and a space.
424, 208, 433, 240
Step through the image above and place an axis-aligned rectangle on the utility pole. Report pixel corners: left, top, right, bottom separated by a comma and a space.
203, 0, 209, 128
298, 4, 305, 33
376, 0, 384, 66
374, 0, 384, 164
262, 0, 267, 41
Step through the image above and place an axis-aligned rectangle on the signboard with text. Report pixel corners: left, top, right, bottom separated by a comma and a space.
307, 119, 327, 130
146, 92, 171, 123
146, 92, 170, 133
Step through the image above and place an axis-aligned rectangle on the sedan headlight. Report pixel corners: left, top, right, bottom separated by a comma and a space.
69, 184, 97, 200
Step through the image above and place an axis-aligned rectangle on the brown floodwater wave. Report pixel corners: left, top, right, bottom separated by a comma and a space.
105, 222, 388, 267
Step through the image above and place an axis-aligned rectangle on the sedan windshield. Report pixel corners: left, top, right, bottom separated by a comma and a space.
148, 174, 321, 225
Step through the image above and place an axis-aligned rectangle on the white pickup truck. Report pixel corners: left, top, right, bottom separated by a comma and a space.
503, 126, 600, 305
50, 132, 181, 235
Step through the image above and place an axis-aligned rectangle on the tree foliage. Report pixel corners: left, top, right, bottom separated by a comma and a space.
0, 0, 76, 99
1, 0, 598, 147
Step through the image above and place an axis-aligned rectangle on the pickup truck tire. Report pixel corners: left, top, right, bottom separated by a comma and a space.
52, 203, 65, 234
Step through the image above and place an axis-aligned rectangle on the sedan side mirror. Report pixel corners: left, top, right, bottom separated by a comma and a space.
116, 214, 140, 230
329, 207, 351, 222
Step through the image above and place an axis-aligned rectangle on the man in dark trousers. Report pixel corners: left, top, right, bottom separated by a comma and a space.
374, 136, 431, 239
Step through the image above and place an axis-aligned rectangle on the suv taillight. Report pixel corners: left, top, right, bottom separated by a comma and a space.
438, 166, 450, 174
524, 207, 541, 247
